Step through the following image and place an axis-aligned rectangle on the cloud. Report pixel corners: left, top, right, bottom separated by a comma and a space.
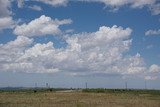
1, 25, 159, 79
29, 5, 42, 11
15, 0, 68, 8
114, 0, 160, 15
145, 29, 160, 36
80, 0, 159, 15
0, 17, 15, 31
131, 0, 155, 8
80, 0, 156, 8
0, 1, 15, 31
0, 25, 143, 74
17, 0, 158, 10
0, 36, 59, 73
0, 37, 58, 73
13, 15, 72, 37
145, 76, 157, 80
149, 3, 160, 15
36, 0, 68, 7
149, 64, 160, 73
65, 29, 74, 33
144, 64, 160, 80
0, 36, 33, 66
13, 0, 160, 15
94, 0, 130, 7
0, 0, 12, 17
17, 0, 36, 9
17, 0, 24, 8
0, 1, 158, 79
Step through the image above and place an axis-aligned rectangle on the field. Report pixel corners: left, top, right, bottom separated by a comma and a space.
0, 89, 160, 107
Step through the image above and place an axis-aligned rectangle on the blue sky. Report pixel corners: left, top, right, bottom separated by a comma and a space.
0, 0, 160, 89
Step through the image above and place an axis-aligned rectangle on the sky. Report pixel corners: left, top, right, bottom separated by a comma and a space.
0, 0, 160, 89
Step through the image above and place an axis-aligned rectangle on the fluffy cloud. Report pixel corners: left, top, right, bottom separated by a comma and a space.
144, 64, 160, 80
145, 29, 160, 36
0, 25, 145, 75
0, 1, 15, 31
13, 15, 72, 37
0, 0, 12, 17
29, 5, 42, 11
149, 64, 160, 73
0, 36, 33, 68
0, 17, 15, 31
1, 25, 159, 79
0, 36, 59, 73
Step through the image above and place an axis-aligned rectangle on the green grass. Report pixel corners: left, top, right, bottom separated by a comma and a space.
82, 88, 160, 95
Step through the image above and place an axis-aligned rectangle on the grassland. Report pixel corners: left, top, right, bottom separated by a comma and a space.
0, 89, 160, 107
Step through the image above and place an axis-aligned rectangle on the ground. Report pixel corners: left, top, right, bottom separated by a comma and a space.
0, 90, 160, 107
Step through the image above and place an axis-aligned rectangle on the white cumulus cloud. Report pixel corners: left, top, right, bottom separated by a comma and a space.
149, 64, 160, 73
0, 1, 16, 31
0, 36, 33, 66
144, 64, 160, 80
0, 25, 144, 75
0, 17, 15, 31
13, 15, 72, 37
1, 25, 159, 79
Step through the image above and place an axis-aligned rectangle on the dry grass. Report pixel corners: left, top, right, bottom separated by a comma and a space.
0, 91, 160, 107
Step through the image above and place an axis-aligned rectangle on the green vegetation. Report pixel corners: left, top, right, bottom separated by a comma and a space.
82, 88, 160, 95
0, 88, 160, 107
0, 88, 71, 93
